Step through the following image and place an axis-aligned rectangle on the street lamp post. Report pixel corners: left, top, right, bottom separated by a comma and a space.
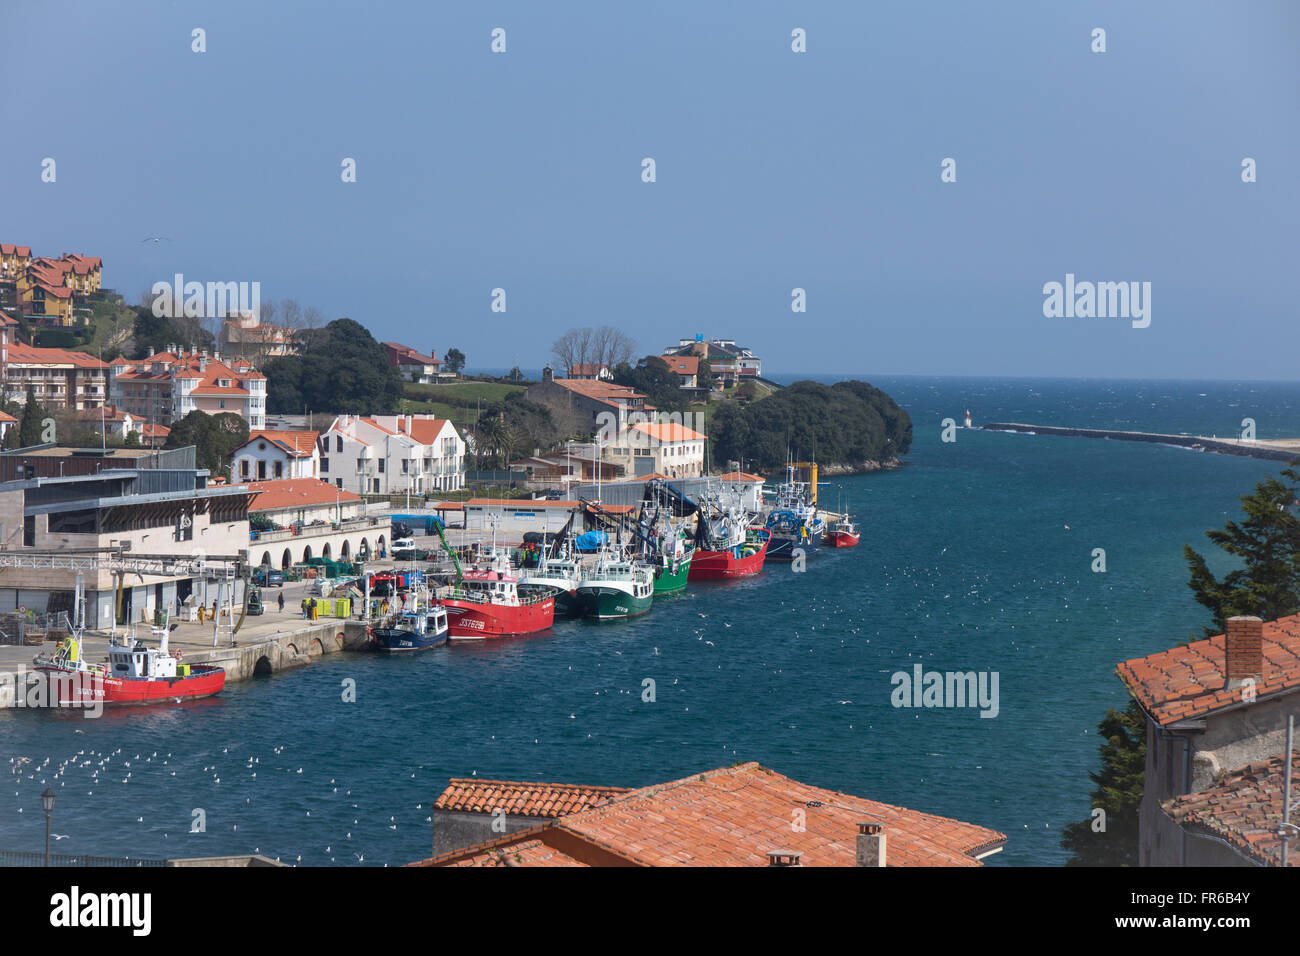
41, 787, 55, 866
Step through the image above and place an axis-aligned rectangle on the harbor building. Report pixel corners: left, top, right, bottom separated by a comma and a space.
602, 420, 706, 480
0, 460, 251, 628
416, 762, 1006, 867
240, 477, 389, 569
1117, 614, 1300, 866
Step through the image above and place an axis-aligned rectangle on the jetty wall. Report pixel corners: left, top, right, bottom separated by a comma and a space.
982, 423, 1300, 463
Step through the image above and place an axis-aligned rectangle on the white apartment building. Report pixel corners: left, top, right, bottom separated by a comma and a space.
320, 414, 466, 496
109, 348, 267, 430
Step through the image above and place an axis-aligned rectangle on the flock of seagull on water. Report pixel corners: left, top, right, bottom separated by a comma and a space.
7, 744, 433, 866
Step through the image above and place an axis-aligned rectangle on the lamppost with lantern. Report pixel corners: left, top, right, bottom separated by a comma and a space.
41, 788, 55, 866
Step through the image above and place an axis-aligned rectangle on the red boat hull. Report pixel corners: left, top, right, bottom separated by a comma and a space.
442, 596, 555, 638
826, 531, 860, 547
35, 665, 226, 705
688, 534, 770, 580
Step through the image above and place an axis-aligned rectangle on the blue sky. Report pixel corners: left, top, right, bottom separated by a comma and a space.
2, 1, 1296, 378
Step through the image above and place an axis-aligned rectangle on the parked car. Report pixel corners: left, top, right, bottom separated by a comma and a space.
391, 538, 417, 557
253, 567, 284, 588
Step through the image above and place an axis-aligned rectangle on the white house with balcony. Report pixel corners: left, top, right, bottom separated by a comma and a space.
320, 414, 466, 497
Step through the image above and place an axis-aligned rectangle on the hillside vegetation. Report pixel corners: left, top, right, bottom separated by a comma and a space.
709, 379, 912, 473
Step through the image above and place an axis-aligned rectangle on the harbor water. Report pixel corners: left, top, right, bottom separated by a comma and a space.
3, 376, 1298, 866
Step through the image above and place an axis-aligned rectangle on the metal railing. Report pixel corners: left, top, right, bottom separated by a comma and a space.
0, 849, 167, 867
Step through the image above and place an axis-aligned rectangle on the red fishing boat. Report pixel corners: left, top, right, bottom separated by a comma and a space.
32, 620, 225, 706
826, 518, 861, 548
440, 569, 555, 639
688, 527, 770, 580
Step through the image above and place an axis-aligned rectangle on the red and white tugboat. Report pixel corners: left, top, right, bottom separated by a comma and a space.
440, 569, 555, 639
33, 615, 226, 706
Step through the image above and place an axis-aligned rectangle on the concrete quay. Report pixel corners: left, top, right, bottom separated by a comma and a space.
0, 608, 373, 708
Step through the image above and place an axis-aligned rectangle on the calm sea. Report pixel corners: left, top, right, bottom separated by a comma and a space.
3, 376, 1298, 866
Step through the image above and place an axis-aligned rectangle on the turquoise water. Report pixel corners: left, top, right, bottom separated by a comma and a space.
3, 377, 1296, 866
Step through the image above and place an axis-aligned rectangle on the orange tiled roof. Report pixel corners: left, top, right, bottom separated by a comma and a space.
246, 429, 319, 458
443, 837, 588, 867
0, 411, 16, 424
384, 342, 439, 366
142, 424, 170, 438
419, 763, 1005, 867
629, 421, 706, 442
1116, 614, 1300, 726
239, 478, 360, 512
435, 779, 631, 817
551, 378, 651, 407
395, 417, 452, 444
717, 471, 764, 482
1163, 751, 1300, 866
656, 354, 700, 375
6, 343, 107, 369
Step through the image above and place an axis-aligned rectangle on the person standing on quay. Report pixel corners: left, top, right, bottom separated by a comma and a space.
277, 591, 285, 613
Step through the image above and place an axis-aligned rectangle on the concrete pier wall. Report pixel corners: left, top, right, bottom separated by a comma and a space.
0, 618, 373, 708
982, 423, 1300, 462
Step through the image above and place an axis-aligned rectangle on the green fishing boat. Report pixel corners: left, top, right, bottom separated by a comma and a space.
574, 558, 655, 620
651, 545, 694, 595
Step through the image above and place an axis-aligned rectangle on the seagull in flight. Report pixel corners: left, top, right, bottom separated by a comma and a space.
141, 236, 172, 243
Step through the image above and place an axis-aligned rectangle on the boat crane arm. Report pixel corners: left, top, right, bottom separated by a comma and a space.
429, 516, 462, 585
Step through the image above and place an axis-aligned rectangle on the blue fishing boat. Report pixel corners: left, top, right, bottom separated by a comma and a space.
764, 465, 826, 561
370, 604, 449, 652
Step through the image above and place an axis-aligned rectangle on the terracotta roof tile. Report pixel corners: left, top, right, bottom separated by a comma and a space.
237, 478, 360, 513
1163, 750, 1300, 866
421, 763, 1005, 867
1117, 614, 1300, 726
435, 779, 631, 817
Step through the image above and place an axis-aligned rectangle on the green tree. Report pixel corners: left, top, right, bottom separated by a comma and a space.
18, 388, 44, 447
611, 358, 689, 414
165, 411, 249, 478
264, 318, 403, 415
1183, 464, 1300, 635
696, 357, 714, 393
1059, 698, 1147, 866
124, 430, 142, 448
444, 348, 465, 375
710, 379, 912, 472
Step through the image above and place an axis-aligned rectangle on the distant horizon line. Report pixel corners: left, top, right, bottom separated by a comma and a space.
461, 367, 1300, 386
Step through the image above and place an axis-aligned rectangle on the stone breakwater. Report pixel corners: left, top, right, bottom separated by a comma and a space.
796, 458, 904, 478
982, 423, 1300, 463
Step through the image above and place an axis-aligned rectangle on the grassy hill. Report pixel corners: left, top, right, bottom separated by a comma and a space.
400, 380, 527, 428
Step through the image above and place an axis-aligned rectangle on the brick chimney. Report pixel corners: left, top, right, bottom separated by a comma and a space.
766, 849, 801, 867
1224, 616, 1264, 683
856, 822, 886, 867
